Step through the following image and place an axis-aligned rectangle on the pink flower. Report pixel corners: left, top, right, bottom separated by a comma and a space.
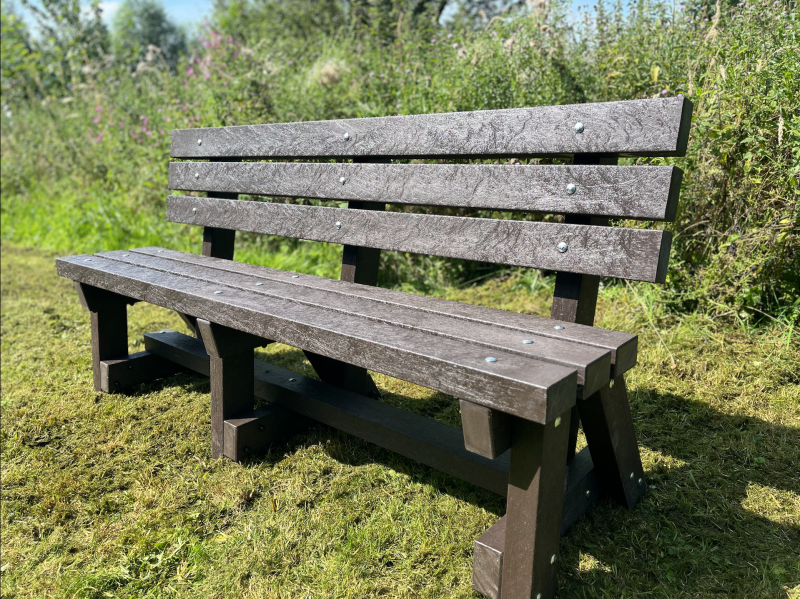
164, 116, 170, 122
661, 89, 668, 95
227, 37, 233, 42
146, 130, 153, 136
182, 105, 188, 110
233, 52, 238, 59
452, 43, 458, 49
369, 71, 375, 77
159, 129, 165, 134
95, 134, 102, 143
142, 116, 148, 126
186, 67, 194, 76
93, 116, 100, 124
141, 125, 147, 132
95, 105, 103, 112
205, 71, 211, 79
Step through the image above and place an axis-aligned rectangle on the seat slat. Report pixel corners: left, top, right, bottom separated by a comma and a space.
169, 162, 681, 221
167, 196, 672, 283
171, 97, 692, 159
104, 249, 612, 396
131, 246, 638, 374
56, 254, 577, 423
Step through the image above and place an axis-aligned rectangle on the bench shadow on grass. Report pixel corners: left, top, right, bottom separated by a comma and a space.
126, 347, 799, 597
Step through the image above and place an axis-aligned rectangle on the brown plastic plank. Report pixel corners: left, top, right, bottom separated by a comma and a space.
169, 162, 682, 222
100, 350, 186, 391
472, 446, 599, 599
143, 330, 511, 495
171, 97, 693, 159
223, 404, 312, 462
130, 247, 638, 377
56, 254, 577, 423
167, 196, 672, 283
500, 412, 572, 599
460, 400, 512, 460
107, 249, 611, 395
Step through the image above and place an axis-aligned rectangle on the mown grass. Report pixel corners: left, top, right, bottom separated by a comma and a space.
1, 243, 798, 598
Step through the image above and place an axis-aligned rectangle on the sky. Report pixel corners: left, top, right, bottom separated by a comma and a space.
98, 0, 213, 26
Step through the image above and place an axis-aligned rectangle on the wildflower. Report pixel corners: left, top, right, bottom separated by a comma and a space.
233, 52, 238, 59
405, 68, 411, 73
205, 71, 211, 79
95, 105, 103, 112
380, 73, 385, 78
661, 89, 668, 95
227, 37, 233, 42
141, 125, 147, 132
369, 71, 375, 77
186, 67, 194, 76
159, 129, 165, 134
447, 33, 453, 39
430, 38, 437, 43
165, 116, 170, 122
642, 92, 647, 98
453, 43, 458, 49
396, 103, 401, 108
93, 116, 100, 124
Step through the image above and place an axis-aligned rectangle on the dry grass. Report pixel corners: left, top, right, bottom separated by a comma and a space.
1, 244, 798, 598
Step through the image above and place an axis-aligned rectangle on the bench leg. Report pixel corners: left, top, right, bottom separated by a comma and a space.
73, 282, 130, 392
578, 374, 646, 509
501, 409, 571, 599
196, 319, 268, 459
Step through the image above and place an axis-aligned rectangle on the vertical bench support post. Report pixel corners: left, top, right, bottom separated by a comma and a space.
551, 153, 645, 509
196, 319, 268, 459
501, 410, 572, 599
74, 282, 132, 392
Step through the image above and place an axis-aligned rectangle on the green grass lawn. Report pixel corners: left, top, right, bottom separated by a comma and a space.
1, 243, 798, 598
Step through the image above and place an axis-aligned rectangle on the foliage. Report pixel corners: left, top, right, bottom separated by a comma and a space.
0, 0, 797, 321
111, 0, 188, 70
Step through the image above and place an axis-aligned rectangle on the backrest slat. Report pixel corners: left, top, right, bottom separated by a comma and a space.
171, 97, 692, 159
169, 162, 682, 221
167, 196, 672, 283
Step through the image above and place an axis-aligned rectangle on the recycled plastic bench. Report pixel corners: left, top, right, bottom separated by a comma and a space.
56, 96, 692, 599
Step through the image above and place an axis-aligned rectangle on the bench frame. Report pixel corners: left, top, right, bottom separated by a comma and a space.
63, 98, 693, 599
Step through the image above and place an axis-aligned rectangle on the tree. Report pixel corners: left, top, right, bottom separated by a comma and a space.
111, 0, 187, 70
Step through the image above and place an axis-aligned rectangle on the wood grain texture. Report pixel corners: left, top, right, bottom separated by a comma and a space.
167, 196, 673, 283
169, 162, 682, 221
171, 97, 693, 159
130, 247, 638, 375
109, 249, 612, 395
57, 254, 578, 423
143, 329, 512, 495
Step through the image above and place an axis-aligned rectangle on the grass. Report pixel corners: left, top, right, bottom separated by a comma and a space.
1, 242, 799, 598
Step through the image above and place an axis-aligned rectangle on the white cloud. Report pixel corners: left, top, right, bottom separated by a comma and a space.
98, 1, 121, 23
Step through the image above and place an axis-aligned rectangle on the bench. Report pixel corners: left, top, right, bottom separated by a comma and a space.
56, 96, 692, 599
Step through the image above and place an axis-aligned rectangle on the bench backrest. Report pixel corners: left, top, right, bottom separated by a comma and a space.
167, 97, 692, 287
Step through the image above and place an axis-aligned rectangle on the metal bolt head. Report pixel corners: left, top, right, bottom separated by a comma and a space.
554, 417, 561, 428
630, 472, 635, 480
343, 132, 350, 140
255, 282, 263, 286
557, 241, 569, 253
609, 379, 615, 389
566, 183, 577, 195
586, 490, 591, 497
214, 290, 223, 294
197, 139, 202, 146
536, 595, 542, 599
85, 258, 92, 261
522, 339, 533, 344
485, 357, 497, 363
122, 254, 129, 257
192, 207, 197, 213
550, 554, 557, 564
288, 378, 296, 382
339, 176, 346, 185
128, 365, 133, 370
258, 425, 265, 432
638, 478, 643, 485
243, 446, 250, 453
335, 221, 342, 229
291, 275, 299, 278
574, 122, 585, 133
114, 381, 120, 387
194, 172, 199, 179
554, 325, 565, 330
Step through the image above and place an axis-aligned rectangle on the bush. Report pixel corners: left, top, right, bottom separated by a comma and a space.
1, 0, 797, 322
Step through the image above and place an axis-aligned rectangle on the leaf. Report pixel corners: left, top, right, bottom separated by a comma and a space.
651, 65, 660, 83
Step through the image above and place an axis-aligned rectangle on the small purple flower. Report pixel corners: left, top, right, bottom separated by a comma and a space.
164, 116, 170, 122
405, 68, 411, 73
661, 89, 668, 95
186, 67, 194, 76
95, 134, 102, 143
447, 33, 453, 39
452, 43, 458, 49
233, 52, 238, 59
380, 73, 385, 78
642, 92, 647, 98
93, 116, 100, 124
430, 38, 437, 44
159, 129, 165, 134
95, 105, 103, 112
205, 71, 211, 79
142, 116, 148, 126
227, 37, 233, 42
396, 103, 401, 108
369, 71, 375, 77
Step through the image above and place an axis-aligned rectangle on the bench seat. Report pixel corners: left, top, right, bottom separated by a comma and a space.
56, 246, 637, 425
